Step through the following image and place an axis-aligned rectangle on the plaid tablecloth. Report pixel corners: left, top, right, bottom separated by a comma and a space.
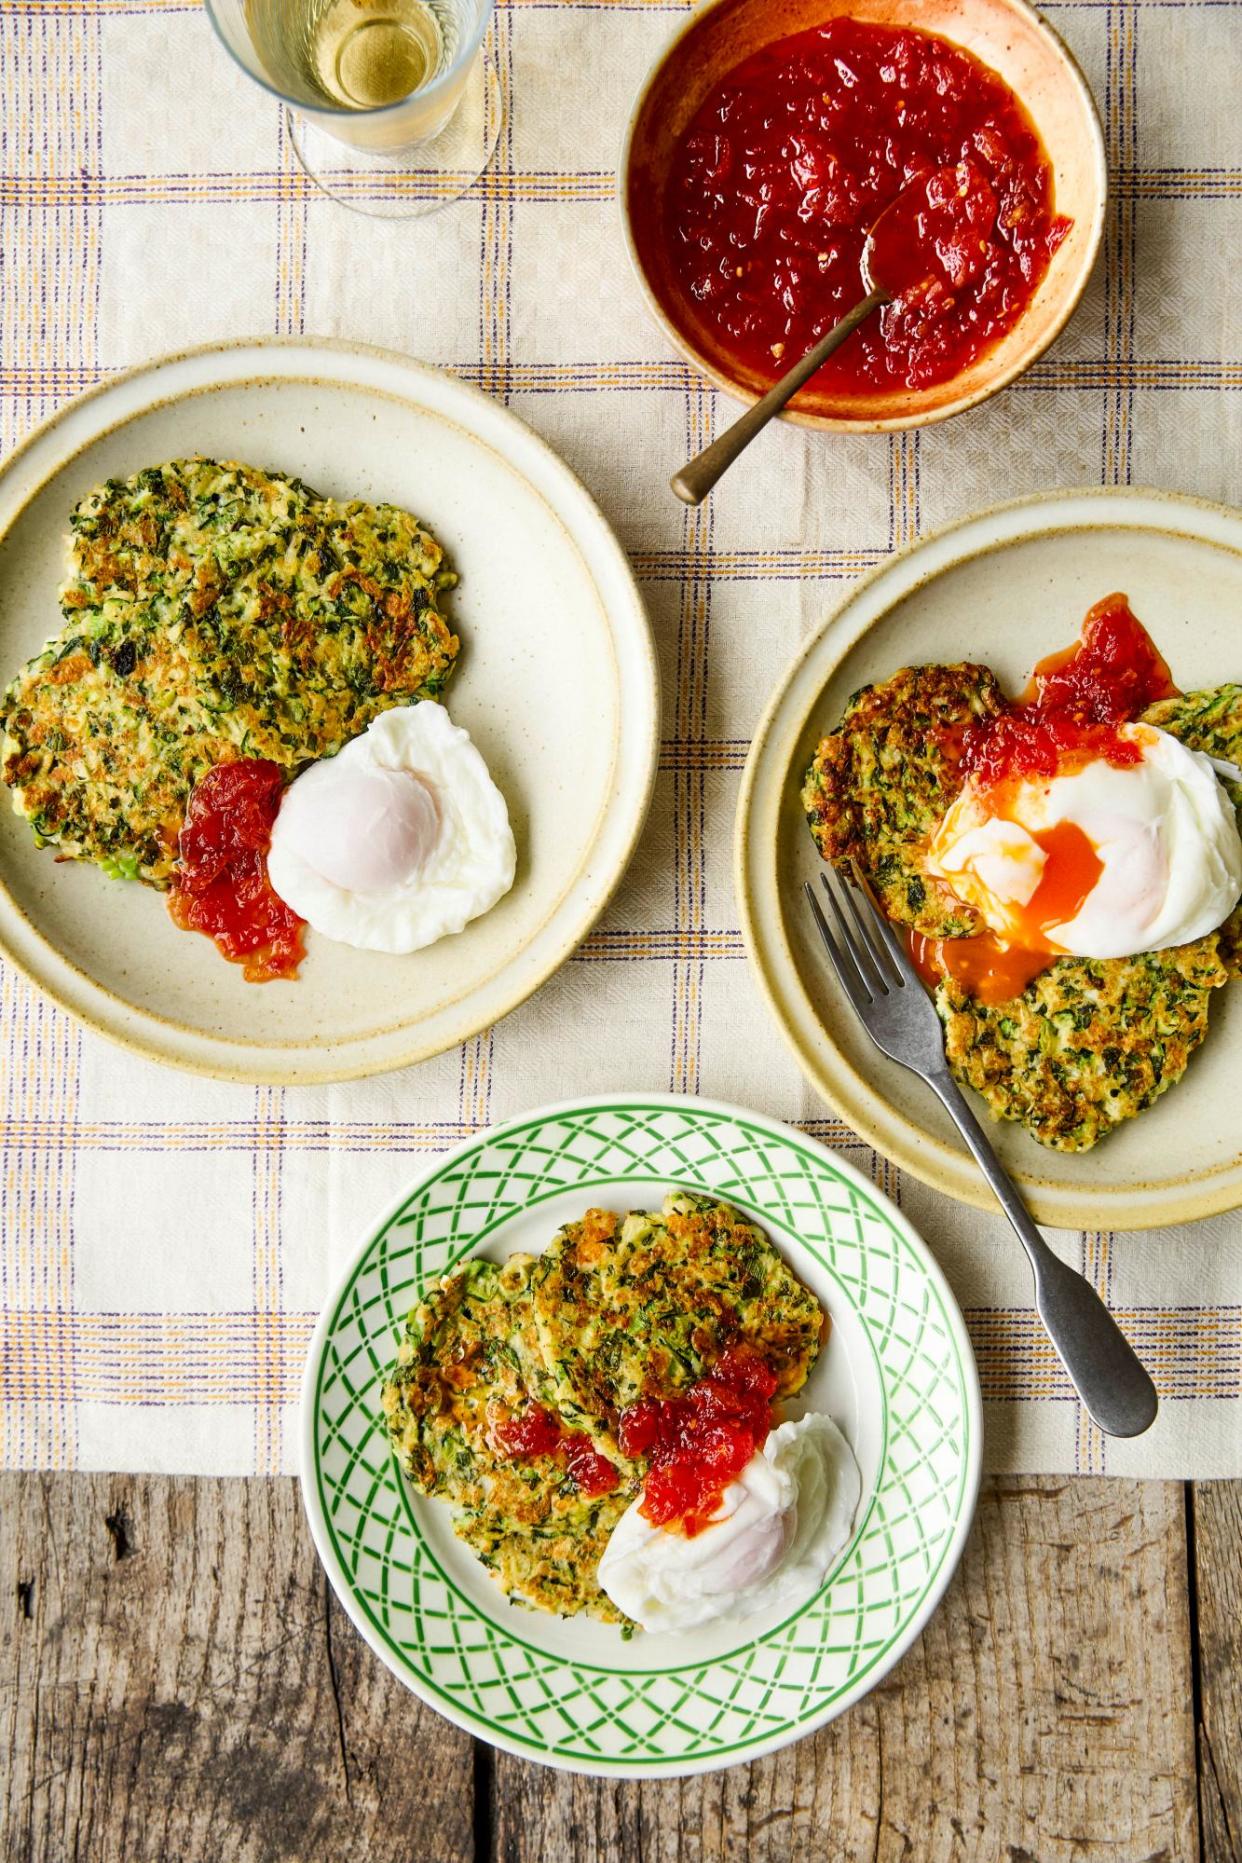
1, 0, 1239, 1479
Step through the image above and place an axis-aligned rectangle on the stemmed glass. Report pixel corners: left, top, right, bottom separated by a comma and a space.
206, 0, 502, 219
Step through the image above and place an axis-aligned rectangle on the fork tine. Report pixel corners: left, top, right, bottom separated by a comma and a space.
839, 872, 904, 989
819, 871, 887, 995
803, 881, 872, 1012
849, 862, 924, 988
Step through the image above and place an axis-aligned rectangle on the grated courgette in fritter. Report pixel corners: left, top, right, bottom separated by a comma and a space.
936, 935, 1228, 1150
1142, 684, 1242, 977
804, 662, 1241, 1151
380, 1193, 826, 1621
2, 459, 459, 884
801, 663, 1006, 936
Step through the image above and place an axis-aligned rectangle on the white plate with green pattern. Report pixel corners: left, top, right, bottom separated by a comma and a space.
301, 1094, 982, 1777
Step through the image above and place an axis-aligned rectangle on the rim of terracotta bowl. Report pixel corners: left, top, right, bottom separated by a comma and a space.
618, 0, 1107, 433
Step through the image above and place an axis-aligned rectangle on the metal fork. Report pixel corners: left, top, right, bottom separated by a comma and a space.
804, 867, 1159, 1438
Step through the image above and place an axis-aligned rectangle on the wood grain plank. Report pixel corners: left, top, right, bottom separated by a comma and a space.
490, 1476, 1199, 1863
0, 1473, 473, 1863
1192, 1481, 1242, 1863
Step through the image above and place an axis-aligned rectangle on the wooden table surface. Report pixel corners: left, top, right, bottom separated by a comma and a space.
3, 1473, 1239, 1862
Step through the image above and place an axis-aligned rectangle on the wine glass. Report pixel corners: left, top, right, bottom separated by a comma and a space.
205, 0, 502, 219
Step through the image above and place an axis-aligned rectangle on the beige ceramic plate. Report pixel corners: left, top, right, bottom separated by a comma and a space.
0, 339, 658, 1081
737, 488, 1242, 1230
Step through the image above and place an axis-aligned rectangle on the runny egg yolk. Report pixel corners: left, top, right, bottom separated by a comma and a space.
1013, 819, 1105, 943
911, 599, 1242, 1007
919, 721, 1242, 1005
913, 816, 1103, 1005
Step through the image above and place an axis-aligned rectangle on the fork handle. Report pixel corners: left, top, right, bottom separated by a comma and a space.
926, 1070, 1159, 1439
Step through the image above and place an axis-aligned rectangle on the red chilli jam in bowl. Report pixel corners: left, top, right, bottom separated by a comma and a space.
622, 0, 1105, 430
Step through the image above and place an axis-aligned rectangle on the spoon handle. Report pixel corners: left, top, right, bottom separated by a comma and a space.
670, 287, 888, 506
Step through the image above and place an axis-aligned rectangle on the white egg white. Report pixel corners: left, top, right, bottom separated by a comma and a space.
267, 702, 516, 955
597, 1413, 862, 1636
927, 723, 1242, 959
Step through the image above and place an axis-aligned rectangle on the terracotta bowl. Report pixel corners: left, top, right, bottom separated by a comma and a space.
620, 0, 1106, 431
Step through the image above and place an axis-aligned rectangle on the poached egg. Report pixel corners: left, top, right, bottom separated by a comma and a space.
926, 723, 1242, 961
266, 702, 515, 954
597, 1414, 861, 1635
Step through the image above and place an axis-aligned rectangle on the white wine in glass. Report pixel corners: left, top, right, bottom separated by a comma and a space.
246, 0, 457, 111
207, 0, 501, 217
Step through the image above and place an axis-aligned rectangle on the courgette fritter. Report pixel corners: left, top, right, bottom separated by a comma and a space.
1143, 683, 1242, 768
520, 1206, 624, 1436
937, 935, 1229, 1151
380, 1193, 827, 1622
1142, 685, 1242, 976
2, 459, 459, 885
379, 1253, 634, 1623
802, 660, 1242, 1151
801, 663, 1006, 936
528, 1191, 825, 1447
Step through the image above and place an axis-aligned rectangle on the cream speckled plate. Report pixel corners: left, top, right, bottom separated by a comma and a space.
0, 339, 658, 1081
737, 487, 1242, 1231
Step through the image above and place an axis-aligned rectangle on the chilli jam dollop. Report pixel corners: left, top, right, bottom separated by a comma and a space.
618, 1349, 779, 1536
493, 1406, 620, 1498
959, 591, 1178, 789
167, 759, 306, 982
662, 17, 1070, 396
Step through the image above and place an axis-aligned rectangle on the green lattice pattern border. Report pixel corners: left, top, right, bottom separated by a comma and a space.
306, 1100, 977, 1772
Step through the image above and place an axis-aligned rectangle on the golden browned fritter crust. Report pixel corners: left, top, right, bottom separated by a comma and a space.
380, 1193, 827, 1619
2, 459, 459, 885
801, 663, 1006, 937
529, 1191, 826, 1446
379, 1252, 634, 1623
937, 935, 1229, 1151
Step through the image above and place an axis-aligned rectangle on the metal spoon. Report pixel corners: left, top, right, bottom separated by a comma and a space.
670, 184, 919, 507
666, 174, 960, 506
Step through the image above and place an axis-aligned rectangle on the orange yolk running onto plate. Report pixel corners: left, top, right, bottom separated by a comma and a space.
911, 818, 1104, 1004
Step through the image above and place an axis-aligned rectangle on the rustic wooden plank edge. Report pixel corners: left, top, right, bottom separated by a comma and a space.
489, 1476, 1200, 1863
1189, 1481, 1242, 1863
1, 1472, 1219, 1862
0, 1474, 474, 1863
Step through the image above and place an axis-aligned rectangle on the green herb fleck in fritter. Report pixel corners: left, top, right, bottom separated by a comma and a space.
936, 935, 1229, 1151
518, 1206, 625, 1436
2, 459, 459, 885
802, 663, 1006, 935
